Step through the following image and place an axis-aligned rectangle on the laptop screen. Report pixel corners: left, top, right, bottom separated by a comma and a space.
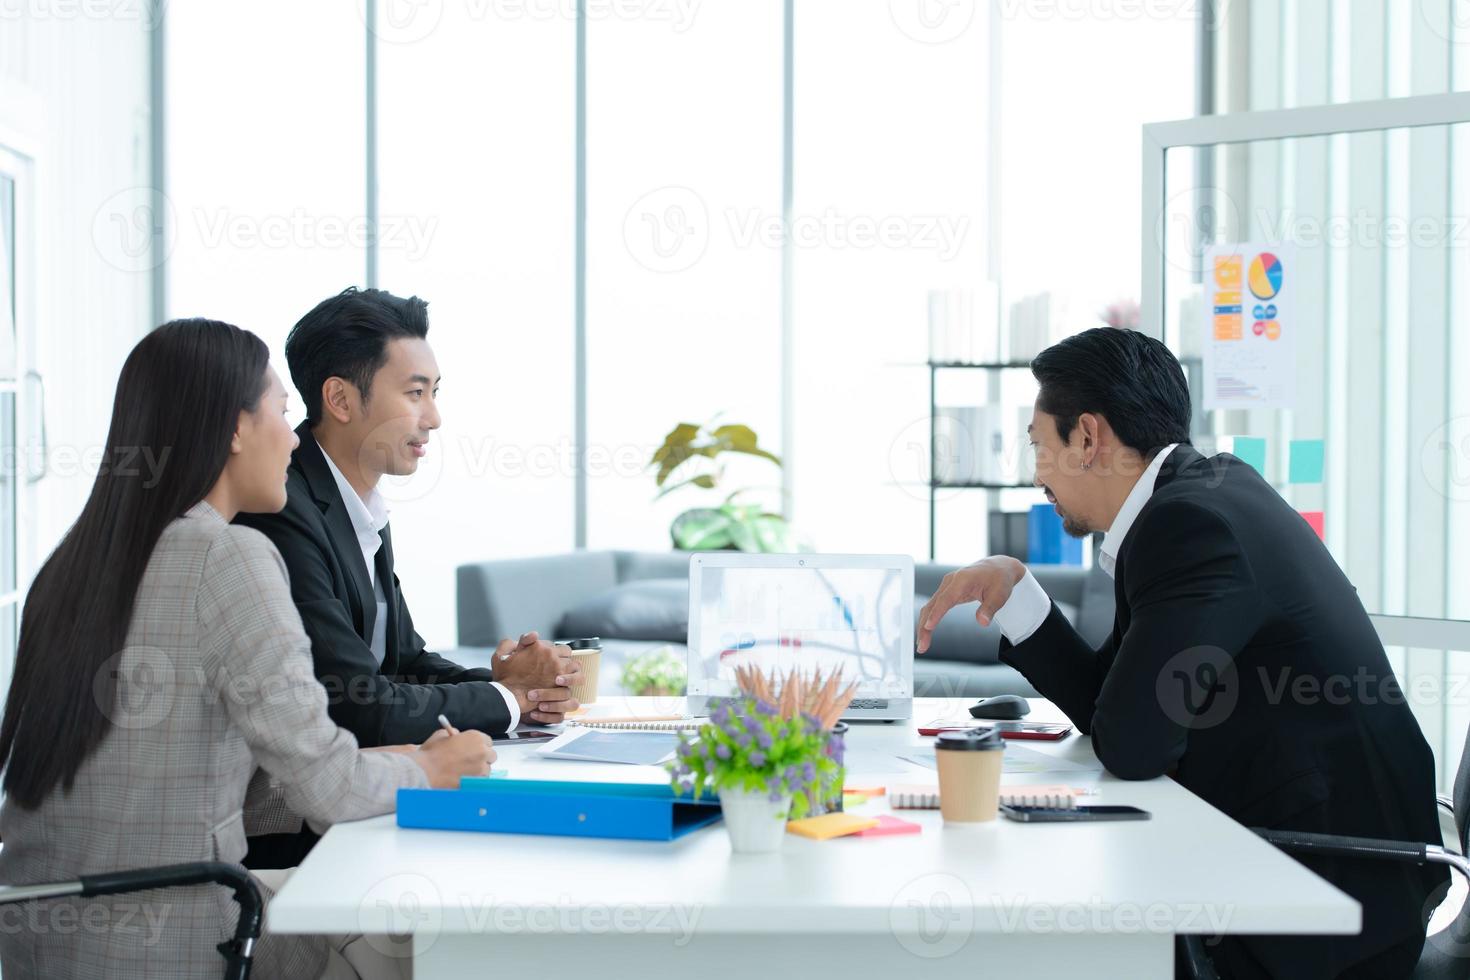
687, 559, 912, 700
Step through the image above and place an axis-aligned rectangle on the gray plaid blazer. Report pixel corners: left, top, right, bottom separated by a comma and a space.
0, 501, 428, 979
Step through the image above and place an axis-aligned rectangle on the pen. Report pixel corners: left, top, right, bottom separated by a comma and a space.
437, 713, 458, 736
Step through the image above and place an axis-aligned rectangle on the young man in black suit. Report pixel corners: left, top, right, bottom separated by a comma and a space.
238, 288, 580, 865
240, 286, 580, 742
917, 327, 1445, 979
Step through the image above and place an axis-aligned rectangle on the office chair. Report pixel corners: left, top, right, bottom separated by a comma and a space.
0, 861, 262, 979
1181, 722, 1470, 980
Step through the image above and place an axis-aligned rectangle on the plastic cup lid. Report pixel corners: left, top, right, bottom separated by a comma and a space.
935, 728, 1004, 751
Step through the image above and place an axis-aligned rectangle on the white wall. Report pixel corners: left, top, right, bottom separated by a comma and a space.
0, 8, 153, 576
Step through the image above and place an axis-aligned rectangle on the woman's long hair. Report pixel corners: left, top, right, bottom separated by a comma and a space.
0, 318, 269, 808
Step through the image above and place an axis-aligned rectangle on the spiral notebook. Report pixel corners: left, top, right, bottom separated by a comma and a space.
887, 783, 1084, 809
567, 717, 706, 732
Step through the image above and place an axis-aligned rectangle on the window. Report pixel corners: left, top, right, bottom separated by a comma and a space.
162, 2, 1208, 643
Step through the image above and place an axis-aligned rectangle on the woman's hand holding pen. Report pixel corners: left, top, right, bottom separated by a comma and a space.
412, 715, 496, 787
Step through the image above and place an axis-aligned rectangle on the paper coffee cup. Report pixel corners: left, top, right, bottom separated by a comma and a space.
560, 639, 601, 706
934, 728, 1004, 823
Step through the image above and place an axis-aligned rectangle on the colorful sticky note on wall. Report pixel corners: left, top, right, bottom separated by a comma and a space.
1288, 439, 1325, 484
1299, 511, 1325, 541
1231, 436, 1268, 476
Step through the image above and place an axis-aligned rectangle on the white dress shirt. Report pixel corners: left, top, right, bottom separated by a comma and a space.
993, 444, 1180, 645
318, 441, 520, 727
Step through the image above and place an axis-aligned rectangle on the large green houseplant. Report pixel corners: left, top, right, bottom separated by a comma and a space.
649, 420, 799, 552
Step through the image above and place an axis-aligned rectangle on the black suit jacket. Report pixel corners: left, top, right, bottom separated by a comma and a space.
236, 423, 514, 746
1000, 446, 1446, 979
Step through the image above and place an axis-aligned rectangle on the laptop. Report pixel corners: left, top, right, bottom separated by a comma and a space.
686, 553, 914, 722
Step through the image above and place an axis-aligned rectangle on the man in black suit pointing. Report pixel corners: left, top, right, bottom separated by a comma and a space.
917, 327, 1445, 979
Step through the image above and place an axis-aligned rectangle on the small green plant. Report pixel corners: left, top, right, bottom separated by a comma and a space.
650, 420, 798, 552
620, 646, 686, 697
667, 695, 844, 821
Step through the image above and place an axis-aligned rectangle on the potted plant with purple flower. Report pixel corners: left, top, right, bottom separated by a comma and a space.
668, 695, 843, 854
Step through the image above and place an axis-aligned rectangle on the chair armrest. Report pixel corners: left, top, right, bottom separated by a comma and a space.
1438, 795, 1460, 852
1253, 828, 1470, 883
456, 552, 619, 647
0, 862, 265, 980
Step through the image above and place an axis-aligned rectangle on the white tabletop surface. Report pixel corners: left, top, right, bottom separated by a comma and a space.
270, 697, 1360, 939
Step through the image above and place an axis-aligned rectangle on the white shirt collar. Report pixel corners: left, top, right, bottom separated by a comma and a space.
1097, 443, 1179, 579
317, 438, 390, 551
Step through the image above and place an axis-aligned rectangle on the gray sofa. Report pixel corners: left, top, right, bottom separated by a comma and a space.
455, 551, 1116, 700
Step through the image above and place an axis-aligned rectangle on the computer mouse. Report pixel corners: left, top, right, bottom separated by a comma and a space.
968, 695, 1031, 720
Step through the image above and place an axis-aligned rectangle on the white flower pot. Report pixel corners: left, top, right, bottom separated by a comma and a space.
719, 788, 792, 854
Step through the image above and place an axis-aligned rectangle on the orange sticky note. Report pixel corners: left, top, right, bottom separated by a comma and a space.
787, 813, 880, 840
1300, 510, 1325, 540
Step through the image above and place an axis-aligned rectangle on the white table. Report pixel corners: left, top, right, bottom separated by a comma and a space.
270, 697, 1359, 978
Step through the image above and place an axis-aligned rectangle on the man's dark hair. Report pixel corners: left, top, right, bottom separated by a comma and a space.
286, 286, 430, 424
1030, 326, 1191, 457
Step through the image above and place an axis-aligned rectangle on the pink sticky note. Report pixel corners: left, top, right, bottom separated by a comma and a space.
1299, 510, 1325, 541
853, 815, 922, 838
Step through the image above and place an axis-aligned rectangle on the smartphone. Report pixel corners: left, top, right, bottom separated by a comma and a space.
1000, 804, 1151, 822
987, 721, 1072, 741
500, 730, 557, 742
917, 721, 1072, 740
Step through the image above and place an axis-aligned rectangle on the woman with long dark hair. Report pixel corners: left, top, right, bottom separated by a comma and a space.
0, 319, 495, 979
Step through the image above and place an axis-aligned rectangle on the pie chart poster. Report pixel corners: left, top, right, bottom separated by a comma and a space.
1201, 242, 1296, 410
